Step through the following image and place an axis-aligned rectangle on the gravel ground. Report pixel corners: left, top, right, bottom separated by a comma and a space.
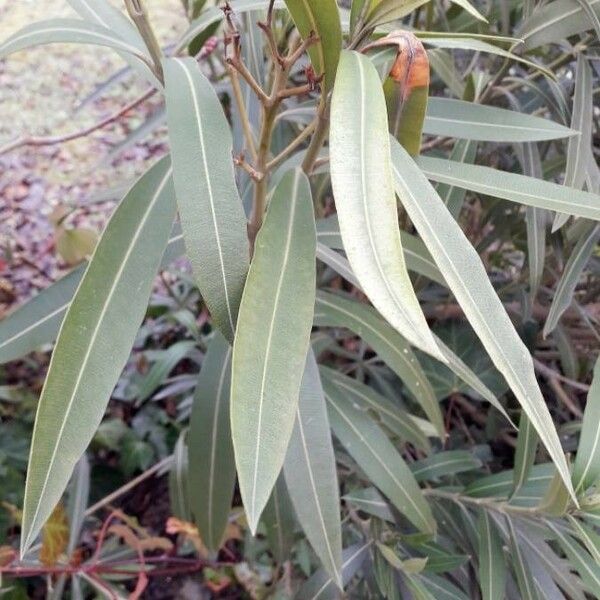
0, 0, 185, 315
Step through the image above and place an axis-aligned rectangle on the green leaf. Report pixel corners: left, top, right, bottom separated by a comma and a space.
364, 0, 431, 28
283, 0, 342, 91
262, 474, 296, 563
547, 521, 600, 596
315, 291, 444, 437
21, 157, 176, 555
283, 351, 342, 588
295, 542, 372, 600
477, 511, 506, 600
448, 0, 487, 21
169, 432, 190, 522
512, 413, 539, 496
390, 137, 575, 502
519, 0, 600, 49
568, 516, 600, 564
66, 456, 90, 556
544, 223, 600, 337
507, 518, 541, 600
187, 332, 236, 553
343, 487, 395, 522
320, 367, 432, 453
0, 19, 151, 64
163, 57, 249, 342
423, 98, 576, 142
573, 356, 600, 494
417, 155, 600, 221
330, 50, 441, 360
324, 378, 436, 534
553, 55, 593, 230
231, 169, 316, 533
410, 450, 482, 482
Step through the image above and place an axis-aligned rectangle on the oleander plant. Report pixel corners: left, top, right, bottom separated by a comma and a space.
1, 0, 600, 597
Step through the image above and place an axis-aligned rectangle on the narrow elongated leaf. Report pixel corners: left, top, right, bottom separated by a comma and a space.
478, 511, 506, 600
418, 156, 600, 222
410, 450, 482, 482
324, 379, 436, 534
520, 0, 600, 49
283, 351, 342, 588
315, 291, 444, 437
21, 158, 177, 555
66, 456, 90, 556
169, 431, 190, 521
365, 0, 431, 28
547, 521, 600, 596
344, 487, 395, 522
0, 229, 184, 364
449, 0, 487, 21
262, 474, 296, 563
424, 98, 576, 142
330, 50, 441, 360
390, 137, 575, 501
231, 169, 316, 533
163, 57, 249, 342
512, 413, 539, 496
554, 55, 593, 230
0, 19, 151, 63
544, 224, 600, 337
436, 139, 477, 219
296, 542, 372, 600
283, 0, 342, 91
573, 356, 600, 493
507, 519, 541, 600
320, 366, 432, 453
188, 332, 235, 553
568, 516, 600, 564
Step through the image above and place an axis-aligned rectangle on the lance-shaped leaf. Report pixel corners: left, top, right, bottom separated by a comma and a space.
170, 432, 190, 522
423, 98, 576, 142
187, 332, 235, 553
330, 50, 441, 360
478, 510, 506, 600
0, 19, 151, 64
410, 450, 482, 482
520, 0, 600, 49
20, 157, 177, 555
573, 356, 600, 494
512, 413, 539, 497
262, 474, 296, 563
283, 351, 342, 588
365, 32, 430, 155
364, 0, 431, 28
437, 139, 478, 219
320, 366, 432, 453
0, 229, 184, 364
417, 156, 600, 221
507, 519, 541, 600
163, 57, 249, 342
544, 223, 600, 337
283, 0, 342, 91
390, 137, 576, 501
323, 378, 436, 534
554, 55, 593, 230
315, 291, 444, 437
231, 169, 316, 533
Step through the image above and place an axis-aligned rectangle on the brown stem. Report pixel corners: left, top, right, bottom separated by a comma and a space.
301, 96, 329, 174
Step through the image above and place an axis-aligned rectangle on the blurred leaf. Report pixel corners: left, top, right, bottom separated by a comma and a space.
188, 332, 236, 553
66, 456, 90, 555
364, 0, 431, 28
56, 228, 98, 266
163, 57, 249, 342
410, 450, 482, 482
40, 503, 69, 567
512, 413, 539, 497
330, 50, 441, 359
507, 518, 542, 600
20, 157, 176, 555
169, 432, 190, 522
343, 487, 395, 522
262, 474, 296, 564
231, 169, 316, 533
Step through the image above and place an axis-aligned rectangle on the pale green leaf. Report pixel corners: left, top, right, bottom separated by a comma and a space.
424, 98, 576, 142
573, 356, 600, 494
417, 155, 600, 221
343, 487, 395, 522
0, 19, 151, 64
163, 57, 249, 342
283, 351, 342, 588
410, 450, 482, 482
188, 332, 236, 553
262, 474, 296, 564
507, 518, 542, 600
390, 137, 575, 501
283, 0, 342, 91
512, 413, 539, 496
365, 0, 431, 28
330, 50, 441, 360
231, 169, 316, 532
324, 378, 436, 534
169, 431, 190, 521
478, 511, 506, 600
21, 157, 176, 555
